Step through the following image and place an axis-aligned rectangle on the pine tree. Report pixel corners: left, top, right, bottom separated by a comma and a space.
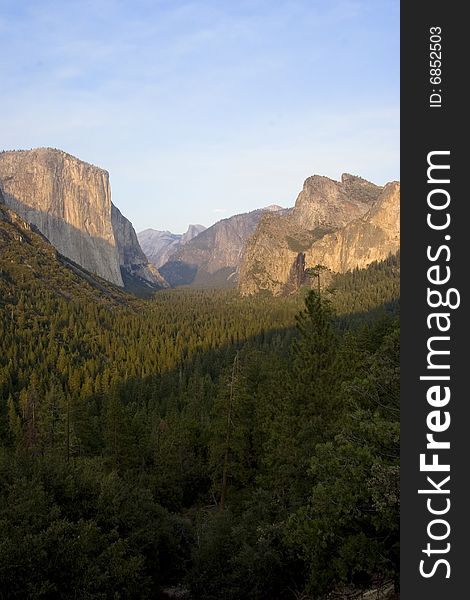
292, 291, 342, 446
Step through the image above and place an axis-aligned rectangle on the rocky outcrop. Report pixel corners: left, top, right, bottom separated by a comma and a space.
0, 148, 165, 291
160, 206, 287, 288
238, 174, 399, 295
304, 181, 400, 272
138, 224, 206, 269
289, 173, 381, 230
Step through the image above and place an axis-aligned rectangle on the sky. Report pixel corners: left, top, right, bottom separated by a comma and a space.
0, 0, 399, 233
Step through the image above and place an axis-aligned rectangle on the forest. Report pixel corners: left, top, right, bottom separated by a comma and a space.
0, 250, 400, 599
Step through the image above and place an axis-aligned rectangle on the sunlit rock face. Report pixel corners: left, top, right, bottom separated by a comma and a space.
304, 181, 400, 274
238, 174, 399, 296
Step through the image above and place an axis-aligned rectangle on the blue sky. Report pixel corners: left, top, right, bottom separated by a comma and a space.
0, 0, 399, 233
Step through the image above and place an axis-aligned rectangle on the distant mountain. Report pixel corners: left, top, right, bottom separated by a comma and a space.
159, 205, 287, 288
138, 224, 206, 269
0, 148, 167, 292
181, 223, 206, 245
238, 174, 399, 295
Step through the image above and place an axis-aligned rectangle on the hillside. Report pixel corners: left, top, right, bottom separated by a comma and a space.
0, 236, 399, 598
0, 200, 133, 308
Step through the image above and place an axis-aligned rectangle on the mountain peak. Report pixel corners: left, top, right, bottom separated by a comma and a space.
1, 147, 108, 175
181, 224, 206, 244
263, 204, 285, 212
341, 173, 371, 184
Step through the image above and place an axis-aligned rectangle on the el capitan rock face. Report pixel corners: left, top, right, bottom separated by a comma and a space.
238, 174, 399, 296
0, 148, 165, 290
0, 148, 123, 286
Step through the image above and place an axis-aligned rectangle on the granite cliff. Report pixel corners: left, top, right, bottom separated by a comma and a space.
160, 205, 287, 288
238, 174, 399, 295
303, 181, 400, 273
111, 205, 168, 289
0, 148, 165, 291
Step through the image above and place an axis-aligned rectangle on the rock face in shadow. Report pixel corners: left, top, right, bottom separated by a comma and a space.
238, 174, 399, 296
111, 205, 168, 289
0, 148, 164, 290
160, 206, 287, 288
283, 252, 307, 295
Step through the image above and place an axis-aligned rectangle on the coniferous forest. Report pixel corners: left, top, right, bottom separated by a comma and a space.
0, 235, 400, 598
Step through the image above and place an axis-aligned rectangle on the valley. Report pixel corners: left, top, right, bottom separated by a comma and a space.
0, 148, 400, 599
